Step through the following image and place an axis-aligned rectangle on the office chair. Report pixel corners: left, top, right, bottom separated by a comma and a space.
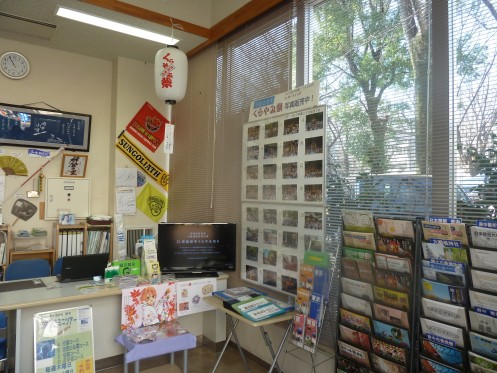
0, 311, 6, 371
53, 257, 64, 277
4, 259, 51, 281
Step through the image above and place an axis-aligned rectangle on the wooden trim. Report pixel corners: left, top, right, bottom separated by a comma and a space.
81, 0, 287, 57
80, 0, 211, 38
210, 0, 286, 41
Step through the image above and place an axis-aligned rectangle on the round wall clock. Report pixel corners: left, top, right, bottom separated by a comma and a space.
0, 51, 30, 79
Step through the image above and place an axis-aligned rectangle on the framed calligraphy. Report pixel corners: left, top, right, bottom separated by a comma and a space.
0, 102, 91, 151
61, 153, 88, 177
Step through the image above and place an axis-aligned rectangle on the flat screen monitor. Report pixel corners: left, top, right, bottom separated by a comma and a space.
157, 222, 236, 277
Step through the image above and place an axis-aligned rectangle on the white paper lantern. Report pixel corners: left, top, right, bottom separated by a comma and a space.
154, 45, 188, 103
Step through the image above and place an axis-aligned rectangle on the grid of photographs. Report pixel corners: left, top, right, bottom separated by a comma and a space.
241, 106, 326, 295
337, 210, 415, 373
241, 203, 324, 294
242, 106, 325, 204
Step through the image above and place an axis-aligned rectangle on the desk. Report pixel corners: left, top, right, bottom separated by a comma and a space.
0, 275, 228, 373
203, 296, 293, 373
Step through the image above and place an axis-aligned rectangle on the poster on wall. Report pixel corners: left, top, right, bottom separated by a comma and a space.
247, 81, 320, 122
34, 306, 95, 373
115, 131, 169, 192
241, 105, 327, 295
121, 282, 177, 330
125, 102, 168, 153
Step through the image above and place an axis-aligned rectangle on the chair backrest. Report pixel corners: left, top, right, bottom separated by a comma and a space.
5, 259, 51, 281
53, 257, 64, 277
0, 311, 6, 329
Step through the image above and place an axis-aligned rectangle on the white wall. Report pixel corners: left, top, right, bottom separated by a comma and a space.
0, 39, 169, 261
111, 57, 169, 230
0, 38, 113, 249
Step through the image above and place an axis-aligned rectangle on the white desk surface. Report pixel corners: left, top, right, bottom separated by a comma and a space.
203, 295, 294, 327
0, 277, 122, 312
0, 274, 229, 312
2, 274, 229, 373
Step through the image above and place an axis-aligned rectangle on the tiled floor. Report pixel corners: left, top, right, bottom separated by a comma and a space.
97, 343, 269, 373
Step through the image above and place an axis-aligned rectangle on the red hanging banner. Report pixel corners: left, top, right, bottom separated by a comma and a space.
125, 102, 168, 153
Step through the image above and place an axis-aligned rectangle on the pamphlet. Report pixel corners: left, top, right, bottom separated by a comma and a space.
213, 287, 266, 302
230, 295, 289, 322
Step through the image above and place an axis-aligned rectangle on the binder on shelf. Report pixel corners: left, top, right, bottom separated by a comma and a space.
0, 242, 5, 265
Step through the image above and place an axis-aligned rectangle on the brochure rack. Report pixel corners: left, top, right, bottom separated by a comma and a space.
285, 259, 335, 372
333, 210, 497, 372
414, 218, 497, 372
335, 211, 418, 373
285, 303, 334, 373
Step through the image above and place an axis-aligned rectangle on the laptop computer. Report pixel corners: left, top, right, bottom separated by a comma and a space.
57, 253, 109, 283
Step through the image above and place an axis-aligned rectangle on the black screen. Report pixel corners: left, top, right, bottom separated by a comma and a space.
157, 223, 236, 274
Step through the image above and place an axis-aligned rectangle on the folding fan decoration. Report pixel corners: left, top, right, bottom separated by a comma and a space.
0, 155, 28, 176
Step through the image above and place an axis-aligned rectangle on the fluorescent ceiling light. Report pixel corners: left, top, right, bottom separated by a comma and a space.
56, 6, 179, 45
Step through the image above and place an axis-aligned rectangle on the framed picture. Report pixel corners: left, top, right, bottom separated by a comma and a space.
0, 102, 91, 151
59, 213, 75, 225
61, 154, 88, 177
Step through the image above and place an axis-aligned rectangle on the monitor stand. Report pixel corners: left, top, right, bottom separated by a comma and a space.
169, 271, 219, 279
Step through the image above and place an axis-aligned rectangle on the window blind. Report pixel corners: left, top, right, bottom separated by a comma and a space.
173, 0, 497, 352
448, 0, 497, 225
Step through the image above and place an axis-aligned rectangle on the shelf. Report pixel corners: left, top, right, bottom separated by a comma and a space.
53, 222, 113, 259
9, 249, 55, 268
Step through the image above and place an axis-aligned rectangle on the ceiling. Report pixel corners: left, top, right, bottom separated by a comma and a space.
0, 0, 256, 63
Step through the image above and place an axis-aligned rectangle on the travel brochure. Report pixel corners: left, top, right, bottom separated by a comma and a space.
290, 262, 330, 353
420, 338, 465, 368
213, 287, 293, 321
337, 210, 497, 371
470, 247, 497, 271
337, 211, 414, 372
375, 218, 415, 239
230, 295, 288, 322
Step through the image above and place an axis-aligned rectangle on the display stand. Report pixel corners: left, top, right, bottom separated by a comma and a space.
140, 236, 160, 283
285, 259, 334, 372
335, 211, 418, 372
284, 304, 334, 373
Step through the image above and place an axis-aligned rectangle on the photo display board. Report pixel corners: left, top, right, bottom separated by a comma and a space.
241, 105, 326, 295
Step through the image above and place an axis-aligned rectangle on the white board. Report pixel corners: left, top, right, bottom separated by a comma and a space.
45, 178, 91, 219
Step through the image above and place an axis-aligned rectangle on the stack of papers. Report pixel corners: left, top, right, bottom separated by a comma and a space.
214, 287, 294, 322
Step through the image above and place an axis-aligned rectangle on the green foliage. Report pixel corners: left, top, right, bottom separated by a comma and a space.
457, 34, 488, 80
311, 0, 414, 173
465, 133, 497, 219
